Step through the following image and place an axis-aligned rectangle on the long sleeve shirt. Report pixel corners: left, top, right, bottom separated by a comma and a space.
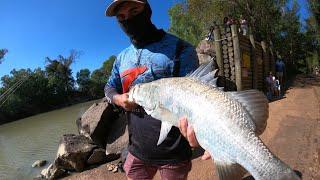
104, 32, 199, 164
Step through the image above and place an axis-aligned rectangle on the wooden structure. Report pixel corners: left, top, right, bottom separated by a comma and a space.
212, 24, 275, 91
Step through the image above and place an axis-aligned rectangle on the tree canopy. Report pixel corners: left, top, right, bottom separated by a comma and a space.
0, 49, 8, 64
0, 51, 116, 124
168, 0, 319, 73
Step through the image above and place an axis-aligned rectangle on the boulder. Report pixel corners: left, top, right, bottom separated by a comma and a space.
32, 160, 47, 168
198, 54, 213, 65
56, 134, 97, 172
87, 148, 107, 165
196, 40, 216, 57
105, 112, 128, 162
196, 39, 217, 67
40, 163, 67, 180
77, 99, 120, 147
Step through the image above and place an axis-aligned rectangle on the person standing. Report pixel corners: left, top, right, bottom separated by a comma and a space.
239, 15, 248, 36
275, 58, 285, 86
266, 72, 274, 100
104, 1, 203, 179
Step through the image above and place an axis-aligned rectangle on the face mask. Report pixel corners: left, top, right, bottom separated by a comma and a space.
118, 5, 163, 48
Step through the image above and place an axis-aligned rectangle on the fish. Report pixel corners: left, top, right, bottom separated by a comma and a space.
128, 62, 300, 180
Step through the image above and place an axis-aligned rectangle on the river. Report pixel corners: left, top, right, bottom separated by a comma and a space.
0, 100, 97, 180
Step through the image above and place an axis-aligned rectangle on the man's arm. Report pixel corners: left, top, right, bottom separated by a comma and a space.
104, 57, 137, 111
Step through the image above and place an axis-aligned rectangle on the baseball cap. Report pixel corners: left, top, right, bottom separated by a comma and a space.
105, 0, 147, 16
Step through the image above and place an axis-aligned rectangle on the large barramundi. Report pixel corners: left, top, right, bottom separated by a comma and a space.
128, 62, 300, 180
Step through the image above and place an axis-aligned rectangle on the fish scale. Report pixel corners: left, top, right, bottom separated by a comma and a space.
129, 63, 300, 180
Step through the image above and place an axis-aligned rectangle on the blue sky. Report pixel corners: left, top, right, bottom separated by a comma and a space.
0, 0, 311, 80
0, 0, 176, 79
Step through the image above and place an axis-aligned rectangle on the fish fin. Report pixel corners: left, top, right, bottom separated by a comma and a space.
147, 105, 179, 126
188, 61, 219, 87
146, 105, 178, 145
215, 160, 247, 180
157, 121, 173, 145
227, 90, 269, 135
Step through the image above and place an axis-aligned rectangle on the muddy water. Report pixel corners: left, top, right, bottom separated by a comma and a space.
0, 100, 97, 180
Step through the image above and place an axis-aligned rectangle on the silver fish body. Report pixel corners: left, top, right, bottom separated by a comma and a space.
129, 75, 300, 180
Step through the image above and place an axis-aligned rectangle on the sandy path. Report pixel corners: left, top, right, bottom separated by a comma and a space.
65, 76, 320, 180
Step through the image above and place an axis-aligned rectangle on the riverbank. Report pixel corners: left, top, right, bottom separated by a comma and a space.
0, 100, 98, 179
0, 96, 102, 125
65, 75, 320, 180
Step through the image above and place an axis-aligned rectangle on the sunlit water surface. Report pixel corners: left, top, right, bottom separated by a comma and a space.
0, 100, 97, 180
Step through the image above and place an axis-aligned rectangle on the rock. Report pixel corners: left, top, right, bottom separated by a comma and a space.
198, 54, 213, 65
117, 162, 125, 173
33, 174, 43, 180
40, 163, 67, 180
120, 147, 128, 163
105, 112, 129, 162
32, 160, 47, 168
112, 166, 118, 173
106, 164, 115, 171
106, 163, 118, 172
56, 134, 97, 172
196, 40, 216, 57
196, 39, 217, 68
87, 148, 107, 165
77, 100, 120, 147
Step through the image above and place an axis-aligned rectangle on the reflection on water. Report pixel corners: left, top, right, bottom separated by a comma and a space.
0, 100, 97, 180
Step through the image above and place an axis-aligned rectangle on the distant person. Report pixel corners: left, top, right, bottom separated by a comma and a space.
223, 17, 229, 28
314, 66, 319, 76
266, 72, 274, 100
205, 25, 214, 41
239, 15, 248, 36
275, 58, 285, 86
274, 76, 280, 97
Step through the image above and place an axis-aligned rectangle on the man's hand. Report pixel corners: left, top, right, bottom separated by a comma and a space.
113, 93, 137, 111
178, 117, 211, 160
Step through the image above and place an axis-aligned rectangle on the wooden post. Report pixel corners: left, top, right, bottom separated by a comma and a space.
269, 47, 276, 73
213, 26, 224, 77
252, 42, 258, 89
261, 41, 268, 91
231, 24, 242, 91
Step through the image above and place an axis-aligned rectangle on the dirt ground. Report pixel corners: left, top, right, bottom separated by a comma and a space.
65, 75, 320, 180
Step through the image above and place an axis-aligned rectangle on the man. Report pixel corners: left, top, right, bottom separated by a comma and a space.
275, 58, 285, 86
265, 72, 274, 100
104, 1, 209, 179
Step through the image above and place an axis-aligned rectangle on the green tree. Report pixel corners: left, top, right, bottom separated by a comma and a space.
90, 69, 106, 98
0, 49, 8, 64
169, 0, 315, 74
308, 0, 319, 27
45, 50, 80, 103
0, 68, 50, 123
102, 55, 116, 77
76, 69, 91, 96
88, 55, 116, 98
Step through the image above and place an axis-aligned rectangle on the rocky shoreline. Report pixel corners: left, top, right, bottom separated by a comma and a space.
34, 98, 128, 179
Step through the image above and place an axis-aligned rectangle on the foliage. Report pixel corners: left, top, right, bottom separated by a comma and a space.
168, 0, 318, 74
89, 55, 116, 98
102, 55, 116, 77
0, 50, 117, 123
0, 49, 8, 64
76, 69, 91, 96
45, 50, 80, 101
308, 0, 319, 27
0, 68, 50, 122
